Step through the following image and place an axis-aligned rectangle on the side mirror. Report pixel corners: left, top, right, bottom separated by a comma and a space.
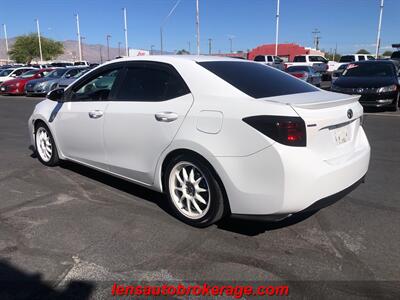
11, 74, 17, 78
47, 88, 64, 102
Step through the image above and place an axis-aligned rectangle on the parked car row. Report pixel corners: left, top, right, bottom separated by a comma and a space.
331, 60, 400, 111
0, 66, 90, 96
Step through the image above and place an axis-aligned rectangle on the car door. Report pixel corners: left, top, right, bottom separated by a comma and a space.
54, 65, 124, 169
103, 61, 193, 185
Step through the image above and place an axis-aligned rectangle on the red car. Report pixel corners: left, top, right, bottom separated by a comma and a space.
0, 68, 53, 95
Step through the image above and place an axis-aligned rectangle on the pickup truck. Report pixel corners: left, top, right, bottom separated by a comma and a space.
328, 54, 375, 72
284, 55, 328, 73
254, 55, 285, 70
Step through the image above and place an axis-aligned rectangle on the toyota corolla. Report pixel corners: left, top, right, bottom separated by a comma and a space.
28, 56, 370, 227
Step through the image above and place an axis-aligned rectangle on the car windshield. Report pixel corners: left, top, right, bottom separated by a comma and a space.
342, 63, 395, 77
45, 69, 68, 78
198, 61, 318, 99
0, 69, 14, 76
72, 69, 89, 78
287, 66, 309, 72
391, 51, 400, 59
20, 70, 38, 78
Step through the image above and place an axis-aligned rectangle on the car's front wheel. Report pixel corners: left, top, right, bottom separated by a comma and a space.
164, 154, 225, 227
35, 122, 59, 166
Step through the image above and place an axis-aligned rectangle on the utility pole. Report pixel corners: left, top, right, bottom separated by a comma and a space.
275, 0, 280, 56
75, 14, 82, 61
150, 45, 154, 55
35, 19, 43, 62
2, 24, 9, 62
106, 34, 111, 61
196, 0, 200, 55
123, 8, 129, 56
118, 42, 121, 56
160, 28, 164, 55
99, 45, 103, 64
208, 38, 212, 55
312, 28, 321, 50
333, 43, 337, 61
188, 41, 191, 53
80, 36, 85, 60
229, 36, 234, 53
375, 0, 384, 58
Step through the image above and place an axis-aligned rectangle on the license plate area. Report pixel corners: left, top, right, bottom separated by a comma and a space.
331, 124, 350, 145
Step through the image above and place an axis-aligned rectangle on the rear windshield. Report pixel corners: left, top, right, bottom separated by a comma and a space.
198, 61, 318, 99
342, 63, 396, 77
286, 66, 309, 72
339, 55, 355, 62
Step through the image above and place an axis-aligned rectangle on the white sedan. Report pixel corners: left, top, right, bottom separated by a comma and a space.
28, 56, 370, 227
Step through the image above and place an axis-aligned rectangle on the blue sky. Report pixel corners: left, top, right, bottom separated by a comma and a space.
0, 0, 399, 54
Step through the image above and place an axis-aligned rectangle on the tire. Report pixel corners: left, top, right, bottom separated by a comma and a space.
164, 154, 225, 227
35, 122, 59, 166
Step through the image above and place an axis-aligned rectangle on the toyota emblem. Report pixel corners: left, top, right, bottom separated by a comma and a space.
347, 109, 353, 119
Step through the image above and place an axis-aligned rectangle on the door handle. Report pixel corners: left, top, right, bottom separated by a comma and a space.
155, 112, 178, 122
88, 110, 104, 119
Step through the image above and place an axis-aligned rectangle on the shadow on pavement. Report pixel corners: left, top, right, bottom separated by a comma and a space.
0, 260, 93, 300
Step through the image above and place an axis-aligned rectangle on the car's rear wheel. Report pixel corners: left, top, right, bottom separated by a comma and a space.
164, 154, 225, 227
35, 123, 59, 166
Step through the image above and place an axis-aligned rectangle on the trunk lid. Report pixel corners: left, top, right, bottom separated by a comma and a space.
265, 91, 363, 161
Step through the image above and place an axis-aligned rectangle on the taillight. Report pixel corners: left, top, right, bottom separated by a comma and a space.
243, 116, 306, 147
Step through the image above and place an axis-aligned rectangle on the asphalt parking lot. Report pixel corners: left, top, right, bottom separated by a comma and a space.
0, 96, 399, 299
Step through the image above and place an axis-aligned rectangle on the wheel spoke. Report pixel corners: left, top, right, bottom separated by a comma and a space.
195, 186, 207, 193
191, 198, 202, 214
182, 167, 189, 181
175, 171, 184, 185
189, 168, 195, 183
195, 193, 207, 205
186, 197, 192, 214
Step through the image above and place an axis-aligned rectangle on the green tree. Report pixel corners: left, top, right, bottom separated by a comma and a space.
9, 33, 64, 63
356, 49, 370, 54
382, 50, 393, 57
176, 49, 190, 55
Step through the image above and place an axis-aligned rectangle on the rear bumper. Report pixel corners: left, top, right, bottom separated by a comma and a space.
215, 127, 370, 215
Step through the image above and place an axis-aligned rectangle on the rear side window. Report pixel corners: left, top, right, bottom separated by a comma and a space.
115, 64, 190, 101
293, 56, 306, 62
254, 55, 266, 62
198, 61, 318, 99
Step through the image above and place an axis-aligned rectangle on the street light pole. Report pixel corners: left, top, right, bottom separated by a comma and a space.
275, 0, 280, 56
196, 0, 200, 55
123, 8, 129, 56
118, 42, 121, 56
375, 0, 384, 58
208, 38, 212, 55
80, 36, 85, 60
2, 24, 9, 62
106, 34, 111, 61
229, 37, 233, 53
75, 14, 82, 61
35, 19, 43, 62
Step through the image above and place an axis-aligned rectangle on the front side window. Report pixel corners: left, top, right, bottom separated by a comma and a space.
358, 55, 365, 61
198, 61, 318, 99
72, 69, 120, 101
293, 56, 306, 62
20, 70, 38, 78
115, 64, 190, 101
